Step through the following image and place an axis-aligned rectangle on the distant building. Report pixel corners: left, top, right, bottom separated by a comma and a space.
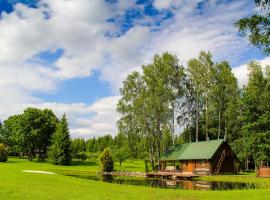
159, 140, 238, 175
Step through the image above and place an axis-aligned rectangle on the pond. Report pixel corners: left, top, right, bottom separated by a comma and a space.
67, 174, 257, 191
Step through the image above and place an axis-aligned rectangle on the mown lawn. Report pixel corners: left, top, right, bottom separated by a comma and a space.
0, 157, 270, 200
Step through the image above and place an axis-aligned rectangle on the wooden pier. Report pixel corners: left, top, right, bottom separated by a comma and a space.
99, 171, 199, 180
99, 171, 147, 178
146, 172, 199, 179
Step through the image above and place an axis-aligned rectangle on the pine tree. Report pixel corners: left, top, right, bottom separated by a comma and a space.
47, 114, 71, 165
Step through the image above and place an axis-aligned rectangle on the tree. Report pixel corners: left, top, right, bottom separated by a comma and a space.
86, 137, 97, 152
73, 152, 87, 164
235, 0, 270, 54
47, 114, 71, 165
3, 115, 21, 153
0, 143, 7, 162
237, 61, 270, 169
211, 61, 240, 141
117, 71, 146, 159
72, 138, 86, 154
113, 147, 128, 167
100, 148, 114, 172
187, 51, 215, 141
117, 53, 185, 170
2, 108, 58, 160
71, 138, 87, 164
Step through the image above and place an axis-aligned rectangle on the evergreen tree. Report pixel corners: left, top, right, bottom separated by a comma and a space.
47, 114, 71, 165
0, 143, 7, 162
100, 148, 114, 172
238, 62, 270, 169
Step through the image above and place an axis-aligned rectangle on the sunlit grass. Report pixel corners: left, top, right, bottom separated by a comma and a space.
0, 157, 270, 200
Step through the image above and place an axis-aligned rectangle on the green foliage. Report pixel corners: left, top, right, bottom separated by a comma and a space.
234, 61, 270, 169
235, 0, 270, 54
144, 159, 149, 173
0, 143, 7, 162
187, 51, 214, 141
100, 148, 114, 172
2, 108, 58, 160
113, 147, 129, 167
117, 52, 185, 170
47, 115, 72, 165
72, 138, 86, 154
73, 152, 87, 164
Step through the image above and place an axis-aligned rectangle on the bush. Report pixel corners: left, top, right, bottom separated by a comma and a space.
0, 143, 7, 162
100, 148, 114, 172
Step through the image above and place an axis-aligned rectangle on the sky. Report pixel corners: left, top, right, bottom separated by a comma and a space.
0, 0, 269, 138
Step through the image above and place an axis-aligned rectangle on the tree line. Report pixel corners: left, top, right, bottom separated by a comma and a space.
117, 51, 270, 170
0, 111, 132, 166
0, 108, 71, 165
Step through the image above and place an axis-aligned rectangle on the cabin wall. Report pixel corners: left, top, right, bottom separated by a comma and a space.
181, 160, 210, 174
210, 143, 235, 174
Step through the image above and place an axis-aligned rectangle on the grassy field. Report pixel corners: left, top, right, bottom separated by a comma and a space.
0, 157, 270, 200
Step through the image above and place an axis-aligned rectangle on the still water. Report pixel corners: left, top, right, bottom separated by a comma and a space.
67, 174, 257, 191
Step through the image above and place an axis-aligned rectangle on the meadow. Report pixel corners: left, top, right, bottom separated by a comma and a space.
0, 157, 270, 200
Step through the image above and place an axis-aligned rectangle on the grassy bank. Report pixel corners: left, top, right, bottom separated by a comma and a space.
0, 157, 270, 200
199, 173, 270, 188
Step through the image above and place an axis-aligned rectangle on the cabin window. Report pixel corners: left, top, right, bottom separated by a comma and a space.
200, 160, 206, 167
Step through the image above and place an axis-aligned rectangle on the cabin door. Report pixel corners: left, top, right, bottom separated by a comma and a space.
187, 161, 193, 173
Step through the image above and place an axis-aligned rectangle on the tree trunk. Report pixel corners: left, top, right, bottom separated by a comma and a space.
224, 117, 227, 141
205, 98, 209, 141
196, 96, 199, 142
172, 104, 175, 145
149, 145, 155, 171
218, 101, 221, 140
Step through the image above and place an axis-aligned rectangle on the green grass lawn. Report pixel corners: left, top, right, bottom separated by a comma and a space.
0, 157, 270, 200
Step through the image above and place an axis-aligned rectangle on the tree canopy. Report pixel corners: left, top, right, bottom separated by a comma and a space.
235, 0, 270, 53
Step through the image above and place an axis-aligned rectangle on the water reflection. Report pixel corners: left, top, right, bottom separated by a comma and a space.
68, 174, 256, 191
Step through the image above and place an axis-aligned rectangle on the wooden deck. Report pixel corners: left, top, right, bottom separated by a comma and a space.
99, 171, 199, 179
146, 171, 199, 179
99, 171, 147, 178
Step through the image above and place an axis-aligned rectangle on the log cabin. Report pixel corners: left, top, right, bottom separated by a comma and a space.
159, 140, 238, 175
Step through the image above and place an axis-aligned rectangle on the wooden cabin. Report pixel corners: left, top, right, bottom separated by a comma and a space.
159, 140, 237, 175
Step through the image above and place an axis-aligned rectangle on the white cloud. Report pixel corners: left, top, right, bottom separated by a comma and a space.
151, 0, 252, 64
153, 0, 174, 10
0, 0, 263, 138
27, 96, 120, 138
233, 57, 270, 87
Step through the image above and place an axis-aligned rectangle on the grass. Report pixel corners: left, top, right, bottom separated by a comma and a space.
199, 173, 270, 188
0, 157, 270, 200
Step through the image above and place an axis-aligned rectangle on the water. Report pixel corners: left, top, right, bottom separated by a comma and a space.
67, 174, 257, 191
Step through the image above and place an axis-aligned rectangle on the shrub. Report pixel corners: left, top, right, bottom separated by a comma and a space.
100, 148, 114, 172
0, 143, 7, 162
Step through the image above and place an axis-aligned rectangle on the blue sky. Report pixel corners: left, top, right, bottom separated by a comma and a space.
0, 0, 268, 138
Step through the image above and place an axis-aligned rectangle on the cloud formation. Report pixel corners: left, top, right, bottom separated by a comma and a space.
0, 0, 264, 138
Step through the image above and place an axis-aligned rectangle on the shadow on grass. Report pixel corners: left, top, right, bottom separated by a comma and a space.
69, 160, 98, 166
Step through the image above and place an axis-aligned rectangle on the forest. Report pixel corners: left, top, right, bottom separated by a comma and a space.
116, 51, 270, 171
1, 51, 270, 172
